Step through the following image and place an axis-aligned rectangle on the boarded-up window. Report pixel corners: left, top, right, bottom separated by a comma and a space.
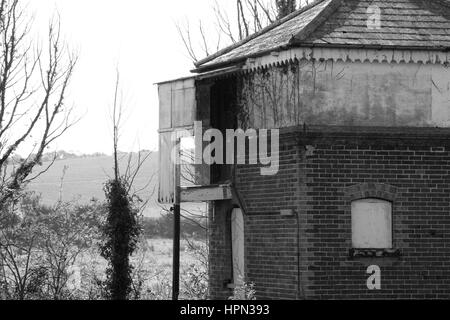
352, 199, 393, 249
231, 208, 245, 285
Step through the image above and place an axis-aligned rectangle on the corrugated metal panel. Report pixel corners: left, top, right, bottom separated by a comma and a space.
159, 83, 172, 130
159, 78, 196, 130
158, 132, 175, 204
172, 79, 196, 128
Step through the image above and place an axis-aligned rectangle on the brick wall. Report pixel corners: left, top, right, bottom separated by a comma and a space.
208, 126, 450, 300
208, 201, 233, 300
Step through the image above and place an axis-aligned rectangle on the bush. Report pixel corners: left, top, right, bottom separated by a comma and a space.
229, 280, 257, 300
0, 193, 104, 300
0, 192, 210, 301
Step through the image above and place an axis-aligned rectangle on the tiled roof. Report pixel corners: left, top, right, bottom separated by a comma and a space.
299, 0, 450, 47
195, 0, 450, 72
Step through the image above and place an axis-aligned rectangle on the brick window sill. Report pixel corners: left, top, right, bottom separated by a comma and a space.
349, 248, 402, 259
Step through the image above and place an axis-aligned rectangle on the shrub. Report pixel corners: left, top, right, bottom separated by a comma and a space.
0, 193, 103, 300
100, 178, 141, 300
229, 280, 257, 300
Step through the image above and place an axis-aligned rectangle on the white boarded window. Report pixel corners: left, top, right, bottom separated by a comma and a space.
231, 208, 245, 285
352, 199, 393, 249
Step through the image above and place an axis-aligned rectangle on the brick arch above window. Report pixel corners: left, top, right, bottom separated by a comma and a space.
344, 183, 398, 203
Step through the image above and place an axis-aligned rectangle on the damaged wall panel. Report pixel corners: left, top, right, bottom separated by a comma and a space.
158, 77, 196, 204
241, 60, 450, 129
158, 131, 175, 204
158, 77, 196, 130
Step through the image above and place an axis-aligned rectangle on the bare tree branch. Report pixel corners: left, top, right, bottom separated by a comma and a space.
176, 0, 300, 64
0, 1, 78, 207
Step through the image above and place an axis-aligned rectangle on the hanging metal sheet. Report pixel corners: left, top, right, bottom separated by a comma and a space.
158, 132, 175, 204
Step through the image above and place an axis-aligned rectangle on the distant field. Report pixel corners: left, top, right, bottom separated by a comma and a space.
26, 152, 206, 218
27, 153, 164, 217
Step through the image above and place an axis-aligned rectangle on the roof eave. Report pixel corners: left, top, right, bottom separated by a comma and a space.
192, 44, 292, 74
193, 43, 450, 73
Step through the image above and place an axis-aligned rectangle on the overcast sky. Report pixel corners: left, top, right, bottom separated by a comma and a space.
26, 0, 224, 155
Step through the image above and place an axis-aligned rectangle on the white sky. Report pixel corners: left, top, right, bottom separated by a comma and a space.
26, 0, 225, 155
26, 0, 308, 155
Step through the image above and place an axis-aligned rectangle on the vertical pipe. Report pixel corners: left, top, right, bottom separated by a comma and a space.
173, 138, 181, 301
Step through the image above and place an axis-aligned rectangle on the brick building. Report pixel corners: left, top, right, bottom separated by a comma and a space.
158, 0, 450, 299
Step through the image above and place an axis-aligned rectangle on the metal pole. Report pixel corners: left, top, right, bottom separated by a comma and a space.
172, 201, 181, 300
172, 138, 181, 301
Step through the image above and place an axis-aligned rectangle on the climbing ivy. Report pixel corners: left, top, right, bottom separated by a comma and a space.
100, 178, 141, 300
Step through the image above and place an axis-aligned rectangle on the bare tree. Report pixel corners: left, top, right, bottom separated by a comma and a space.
100, 69, 154, 300
110, 69, 154, 208
0, 0, 78, 208
176, 0, 306, 62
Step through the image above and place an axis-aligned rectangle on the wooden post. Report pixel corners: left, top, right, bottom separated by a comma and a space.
172, 137, 181, 301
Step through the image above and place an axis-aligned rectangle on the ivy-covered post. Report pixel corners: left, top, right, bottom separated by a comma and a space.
101, 178, 140, 300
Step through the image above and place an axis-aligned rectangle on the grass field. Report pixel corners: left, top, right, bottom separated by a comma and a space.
72, 238, 207, 300
26, 152, 206, 218
27, 152, 163, 217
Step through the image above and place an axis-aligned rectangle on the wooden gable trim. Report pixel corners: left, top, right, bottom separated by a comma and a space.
243, 46, 450, 72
